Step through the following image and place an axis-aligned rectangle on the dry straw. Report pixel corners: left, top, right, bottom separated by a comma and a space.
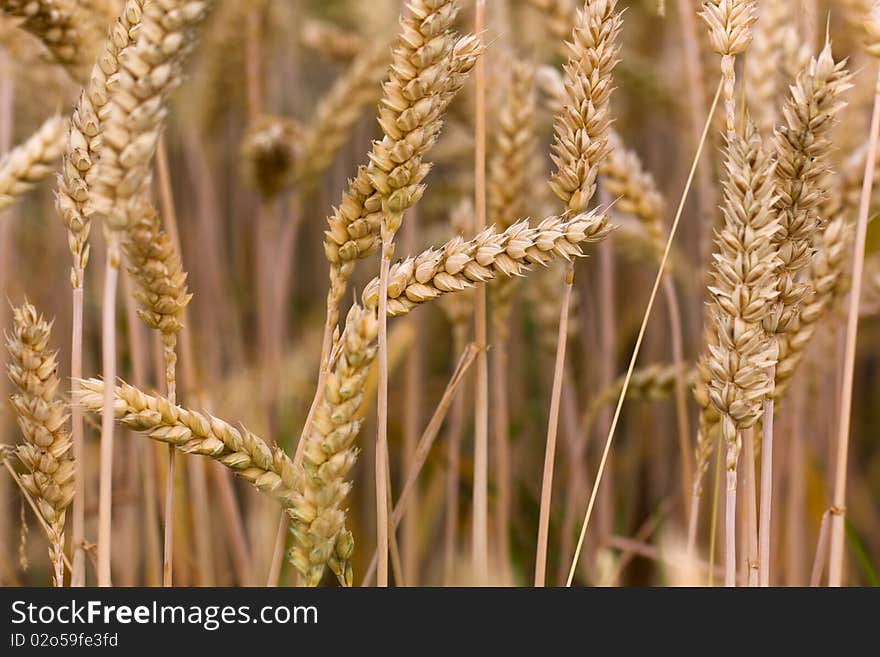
6, 302, 74, 586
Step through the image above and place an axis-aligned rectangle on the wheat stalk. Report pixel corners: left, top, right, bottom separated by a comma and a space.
6, 302, 75, 586
829, 3, 880, 587
0, 114, 65, 211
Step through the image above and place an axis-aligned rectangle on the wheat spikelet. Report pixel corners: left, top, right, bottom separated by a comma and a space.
122, 200, 192, 398
86, 0, 213, 236
287, 303, 378, 587
440, 198, 475, 329
296, 42, 391, 186
699, 0, 756, 139
764, 44, 851, 339
0, 0, 97, 80
76, 379, 298, 505
362, 210, 610, 316
6, 302, 74, 585
0, 114, 66, 211
548, 0, 622, 214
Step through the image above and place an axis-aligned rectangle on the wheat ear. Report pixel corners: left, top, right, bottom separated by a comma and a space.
744, 0, 792, 139
362, 0, 479, 587
300, 17, 367, 61
758, 42, 850, 586
0, 114, 66, 211
6, 302, 75, 586
76, 379, 297, 505
704, 125, 780, 586
700, 0, 757, 140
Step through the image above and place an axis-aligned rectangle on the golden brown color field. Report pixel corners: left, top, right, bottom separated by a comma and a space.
0, 0, 878, 588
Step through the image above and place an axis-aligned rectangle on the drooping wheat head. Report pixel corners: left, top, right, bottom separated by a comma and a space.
240, 114, 302, 199
76, 379, 297, 505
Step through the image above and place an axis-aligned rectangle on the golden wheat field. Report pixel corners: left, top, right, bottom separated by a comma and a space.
0, 0, 878, 589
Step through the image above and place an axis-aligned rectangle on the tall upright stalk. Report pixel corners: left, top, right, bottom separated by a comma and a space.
471, 0, 489, 585
97, 245, 119, 587
829, 64, 880, 587
534, 263, 574, 586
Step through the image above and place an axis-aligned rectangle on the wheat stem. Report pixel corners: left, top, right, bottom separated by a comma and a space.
97, 243, 119, 587
362, 343, 478, 586
828, 66, 880, 588
566, 79, 723, 587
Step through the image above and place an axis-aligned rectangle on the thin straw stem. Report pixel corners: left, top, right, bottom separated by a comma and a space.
828, 67, 880, 588
376, 234, 392, 587
70, 283, 85, 586
810, 508, 832, 586
362, 343, 478, 586
662, 276, 691, 510
744, 428, 758, 586
725, 432, 740, 587
97, 243, 120, 587
566, 79, 723, 587
534, 262, 574, 586
471, 0, 489, 585
759, 393, 774, 586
